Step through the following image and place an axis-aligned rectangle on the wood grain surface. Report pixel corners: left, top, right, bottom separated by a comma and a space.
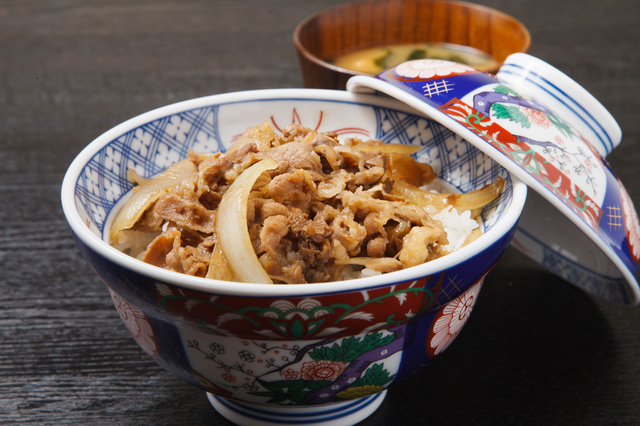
1, 0, 639, 424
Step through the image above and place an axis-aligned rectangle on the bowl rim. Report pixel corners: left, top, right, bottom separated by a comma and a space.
293, 0, 531, 76
61, 88, 527, 297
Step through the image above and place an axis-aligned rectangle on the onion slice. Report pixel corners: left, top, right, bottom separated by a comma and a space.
453, 177, 505, 211
110, 159, 197, 244
216, 158, 277, 284
335, 256, 403, 272
206, 243, 235, 281
391, 176, 505, 212
352, 142, 421, 155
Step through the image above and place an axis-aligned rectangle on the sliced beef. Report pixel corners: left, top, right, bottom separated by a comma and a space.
131, 121, 455, 284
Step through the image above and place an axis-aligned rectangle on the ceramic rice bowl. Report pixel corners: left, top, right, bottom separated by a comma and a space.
61, 89, 526, 425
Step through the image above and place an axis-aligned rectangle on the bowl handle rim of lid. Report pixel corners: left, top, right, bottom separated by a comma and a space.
496, 52, 622, 158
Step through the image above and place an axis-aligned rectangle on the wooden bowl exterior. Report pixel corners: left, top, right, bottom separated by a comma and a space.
294, 0, 531, 89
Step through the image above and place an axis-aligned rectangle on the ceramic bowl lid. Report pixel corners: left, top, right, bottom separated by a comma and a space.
347, 53, 640, 305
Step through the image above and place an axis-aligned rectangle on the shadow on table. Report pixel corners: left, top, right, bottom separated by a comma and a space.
363, 262, 617, 425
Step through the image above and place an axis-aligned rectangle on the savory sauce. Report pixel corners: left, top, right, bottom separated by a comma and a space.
329, 42, 499, 74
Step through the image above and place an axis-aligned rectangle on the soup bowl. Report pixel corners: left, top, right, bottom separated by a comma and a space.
294, 0, 531, 90
61, 88, 526, 425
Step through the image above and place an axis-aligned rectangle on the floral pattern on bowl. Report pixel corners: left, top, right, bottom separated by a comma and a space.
347, 54, 640, 304
62, 89, 526, 425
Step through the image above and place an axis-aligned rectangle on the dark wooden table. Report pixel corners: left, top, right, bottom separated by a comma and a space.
2, 0, 639, 424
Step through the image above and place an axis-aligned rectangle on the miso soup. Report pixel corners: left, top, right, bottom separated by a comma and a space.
329, 42, 499, 74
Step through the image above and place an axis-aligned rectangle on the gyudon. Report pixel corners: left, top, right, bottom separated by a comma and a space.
110, 121, 503, 284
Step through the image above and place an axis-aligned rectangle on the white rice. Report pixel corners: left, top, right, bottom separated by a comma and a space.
433, 205, 479, 253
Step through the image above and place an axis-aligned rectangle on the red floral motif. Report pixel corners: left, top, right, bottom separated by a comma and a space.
618, 179, 640, 262
554, 135, 566, 147
271, 107, 323, 132
520, 106, 552, 128
301, 360, 347, 381
107, 286, 159, 358
426, 278, 484, 358
441, 98, 603, 229
282, 369, 300, 380
193, 369, 234, 397
221, 372, 236, 383
153, 275, 437, 340
269, 108, 370, 138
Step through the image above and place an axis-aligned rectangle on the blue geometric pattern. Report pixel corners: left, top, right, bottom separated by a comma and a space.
541, 244, 627, 303
513, 226, 630, 304
73, 98, 513, 237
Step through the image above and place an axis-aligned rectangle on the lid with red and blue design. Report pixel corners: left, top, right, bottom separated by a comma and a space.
347, 53, 640, 304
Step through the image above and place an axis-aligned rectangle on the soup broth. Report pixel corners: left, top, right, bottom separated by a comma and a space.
330, 42, 499, 74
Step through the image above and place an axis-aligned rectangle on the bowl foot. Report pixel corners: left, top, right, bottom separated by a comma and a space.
206, 390, 387, 426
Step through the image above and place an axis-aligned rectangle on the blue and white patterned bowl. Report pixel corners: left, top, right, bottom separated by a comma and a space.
61, 89, 526, 425
348, 53, 640, 305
